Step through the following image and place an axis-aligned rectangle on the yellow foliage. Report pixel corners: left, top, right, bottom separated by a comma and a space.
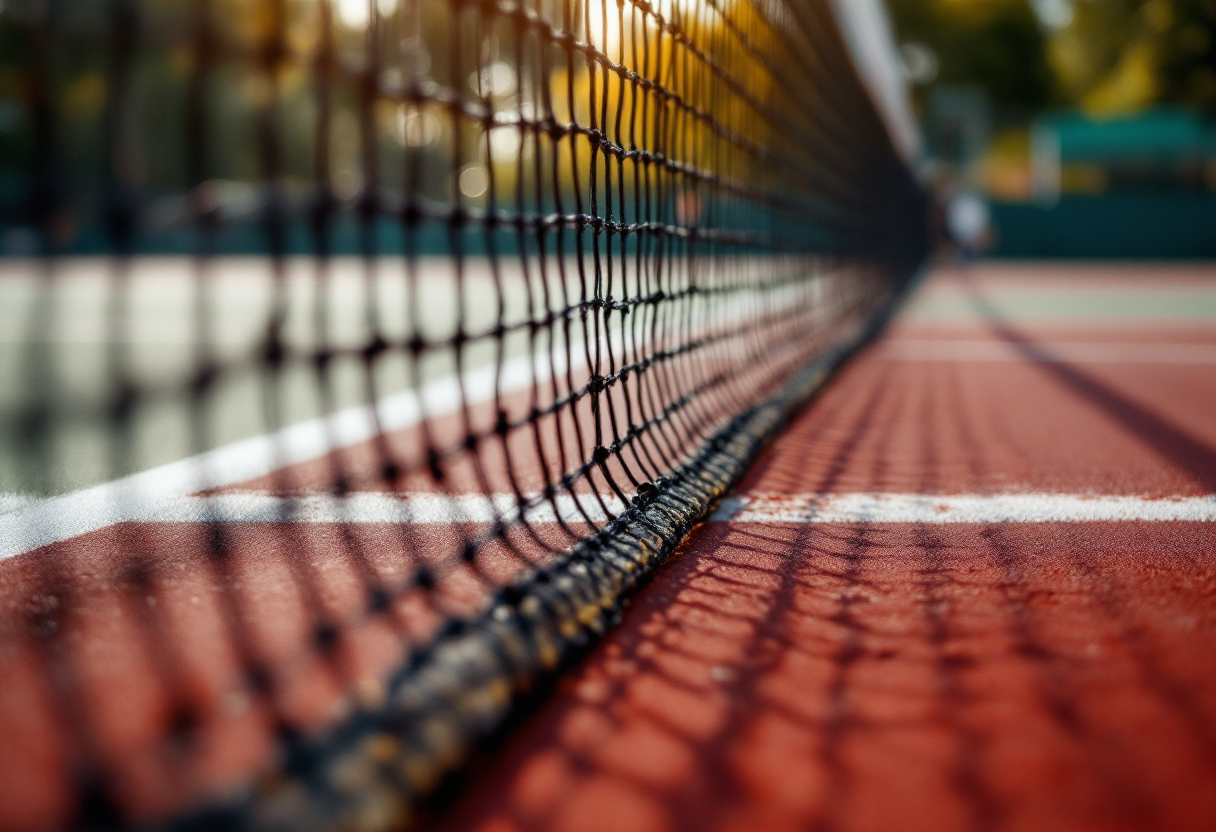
980, 128, 1032, 201
62, 73, 106, 122
1142, 0, 1174, 33
1082, 43, 1158, 117
986, 128, 1030, 162
1047, 0, 1215, 113
1059, 163, 1107, 193
470, 0, 788, 206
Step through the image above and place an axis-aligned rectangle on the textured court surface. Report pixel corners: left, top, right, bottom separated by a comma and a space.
441, 262, 1216, 832
2, 262, 1214, 832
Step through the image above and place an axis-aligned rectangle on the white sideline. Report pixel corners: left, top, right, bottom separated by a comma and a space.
880, 340, 1216, 365
4, 491, 1214, 562
0, 492, 629, 528
1, 282, 852, 561
709, 492, 1216, 524
0, 349, 576, 561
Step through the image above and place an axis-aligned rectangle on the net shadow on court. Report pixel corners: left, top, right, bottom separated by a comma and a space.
0, 0, 925, 828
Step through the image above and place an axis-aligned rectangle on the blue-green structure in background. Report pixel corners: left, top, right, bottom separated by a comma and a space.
990, 108, 1216, 259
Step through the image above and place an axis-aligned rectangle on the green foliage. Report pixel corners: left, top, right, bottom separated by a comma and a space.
887, 0, 1054, 112
888, 0, 1216, 117
1051, 0, 1216, 115
1158, 0, 1216, 111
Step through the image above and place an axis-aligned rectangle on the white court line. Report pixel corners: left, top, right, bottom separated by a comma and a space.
4, 491, 1213, 562
4, 492, 630, 526
0, 348, 582, 560
0, 282, 859, 562
710, 492, 1216, 523
881, 340, 1216, 365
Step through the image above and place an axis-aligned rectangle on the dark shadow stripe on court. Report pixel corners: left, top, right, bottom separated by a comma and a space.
963, 278, 1216, 493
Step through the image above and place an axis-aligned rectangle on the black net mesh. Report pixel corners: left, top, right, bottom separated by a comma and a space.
0, 0, 926, 827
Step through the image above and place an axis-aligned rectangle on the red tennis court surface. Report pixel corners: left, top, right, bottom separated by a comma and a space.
442, 262, 1216, 832
2, 262, 1215, 832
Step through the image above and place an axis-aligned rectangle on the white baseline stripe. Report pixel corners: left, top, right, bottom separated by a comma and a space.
0, 348, 583, 561
0, 289, 860, 562
4, 491, 1212, 563
38, 492, 630, 526
881, 340, 1216, 365
710, 493, 1216, 523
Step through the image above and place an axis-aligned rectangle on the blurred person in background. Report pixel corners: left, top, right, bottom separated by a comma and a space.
946, 186, 993, 258
935, 174, 994, 259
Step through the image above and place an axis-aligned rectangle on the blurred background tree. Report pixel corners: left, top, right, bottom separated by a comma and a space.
887, 0, 1216, 117
886, 0, 1054, 114
887, 0, 1216, 258
1051, 0, 1216, 116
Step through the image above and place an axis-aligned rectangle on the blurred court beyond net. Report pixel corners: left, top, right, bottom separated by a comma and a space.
0, 0, 926, 827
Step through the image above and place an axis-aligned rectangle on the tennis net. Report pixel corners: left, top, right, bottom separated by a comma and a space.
0, 0, 926, 827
